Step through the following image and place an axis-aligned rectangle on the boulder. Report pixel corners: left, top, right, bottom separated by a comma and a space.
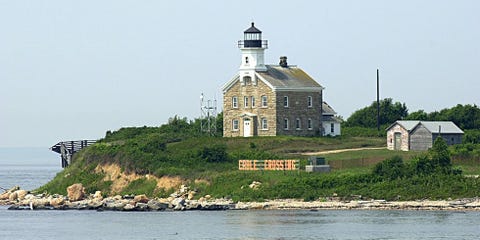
93, 191, 103, 200
50, 197, 65, 207
133, 194, 149, 204
0, 192, 10, 200
147, 200, 168, 211
14, 190, 28, 200
67, 183, 85, 201
8, 192, 18, 201
187, 191, 196, 200
123, 203, 136, 211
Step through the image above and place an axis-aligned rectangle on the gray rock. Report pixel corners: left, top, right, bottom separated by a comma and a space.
147, 200, 168, 211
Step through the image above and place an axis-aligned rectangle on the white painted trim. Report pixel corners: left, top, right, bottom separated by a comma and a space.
221, 73, 240, 93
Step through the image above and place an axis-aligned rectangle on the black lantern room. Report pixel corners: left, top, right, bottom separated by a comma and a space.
238, 22, 267, 48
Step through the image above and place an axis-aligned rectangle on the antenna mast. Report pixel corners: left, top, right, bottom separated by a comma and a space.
200, 93, 217, 136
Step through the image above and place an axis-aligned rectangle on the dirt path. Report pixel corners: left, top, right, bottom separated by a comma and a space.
302, 147, 386, 156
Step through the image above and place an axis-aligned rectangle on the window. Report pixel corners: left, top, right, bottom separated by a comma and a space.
232, 96, 238, 108
331, 123, 335, 133
244, 96, 249, 108
296, 118, 301, 130
245, 56, 249, 64
307, 96, 312, 108
283, 96, 289, 107
242, 76, 251, 86
251, 96, 255, 107
307, 118, 312, 130
232, 119, 239, 130
261, 95, 267, 107
261, 118, 268, 130
284, 118, 289, 130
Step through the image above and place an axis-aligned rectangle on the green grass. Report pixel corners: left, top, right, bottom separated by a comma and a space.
36, 125, 480, 201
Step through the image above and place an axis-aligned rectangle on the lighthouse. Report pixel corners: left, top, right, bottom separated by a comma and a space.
237, 23, 268, 85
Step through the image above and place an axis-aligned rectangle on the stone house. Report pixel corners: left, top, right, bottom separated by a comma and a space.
386, 120, 464, 151
222, 23, 331, 137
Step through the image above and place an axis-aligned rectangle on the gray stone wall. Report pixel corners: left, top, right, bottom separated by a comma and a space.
275, 91, 322, 136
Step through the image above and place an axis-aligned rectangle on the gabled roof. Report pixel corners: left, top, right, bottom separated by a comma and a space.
222, 65, 323, 93
255, 65, 323, 92
387, 120, 464, 134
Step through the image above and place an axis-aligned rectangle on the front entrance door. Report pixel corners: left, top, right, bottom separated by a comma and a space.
243, 119, 251, 137
394, 132, 402, 150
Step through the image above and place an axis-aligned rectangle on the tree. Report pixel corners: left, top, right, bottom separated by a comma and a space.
345, 98, 408, 128
373, 155, 405, 180
430, 137, 451, 169
405, 110, 428, 120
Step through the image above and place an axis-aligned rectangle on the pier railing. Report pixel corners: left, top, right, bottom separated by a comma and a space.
50, 140, 97, 168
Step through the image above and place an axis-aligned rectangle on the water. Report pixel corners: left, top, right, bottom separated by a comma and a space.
1, 148, 480, 239
0, 147, 61, 190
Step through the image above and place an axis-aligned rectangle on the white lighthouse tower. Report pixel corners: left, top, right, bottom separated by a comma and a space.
237, 22, 268, 85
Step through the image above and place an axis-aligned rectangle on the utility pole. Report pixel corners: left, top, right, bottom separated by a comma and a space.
377, 69, 380, 131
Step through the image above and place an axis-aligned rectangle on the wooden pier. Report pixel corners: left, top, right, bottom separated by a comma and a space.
50, 140, 96, 168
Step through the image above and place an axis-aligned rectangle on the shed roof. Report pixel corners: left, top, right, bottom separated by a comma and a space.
322, 101, 337, 115
387, 120, 464, 134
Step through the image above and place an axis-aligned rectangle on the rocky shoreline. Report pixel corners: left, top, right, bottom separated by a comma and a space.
2, 184, 480, 212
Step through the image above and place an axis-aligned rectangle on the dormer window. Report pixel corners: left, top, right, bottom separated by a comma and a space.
242, 76, 251, 86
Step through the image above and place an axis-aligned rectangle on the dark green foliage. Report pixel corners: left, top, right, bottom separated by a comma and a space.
200, 144, 228, 163
464, 130, 480, 144
342, 126, 386, 137
430, 137, 451, 170
346, 98, 408, 128
407, 104, 480, 130
372, 156, 405, 180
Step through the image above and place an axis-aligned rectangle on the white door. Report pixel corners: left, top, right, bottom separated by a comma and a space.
243, 119, 251, 137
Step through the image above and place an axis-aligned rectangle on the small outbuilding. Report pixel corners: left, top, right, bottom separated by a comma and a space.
386, 120, 464, 151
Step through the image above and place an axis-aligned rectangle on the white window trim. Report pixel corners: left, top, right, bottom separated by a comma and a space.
244, 96, 249, 108
296, 118, 301, 130
284, 96, 289, 108
261, 95, 268, 107
261, 117, 268, 130
307, 118, 313, 130
284, 118, 289, 130
307, 96, 312, 108
232, 119, 239, 131
251, 96, 255, 108
232, 96, 238, 108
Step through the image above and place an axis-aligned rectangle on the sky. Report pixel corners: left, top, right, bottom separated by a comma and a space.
0, 0, 479, 147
